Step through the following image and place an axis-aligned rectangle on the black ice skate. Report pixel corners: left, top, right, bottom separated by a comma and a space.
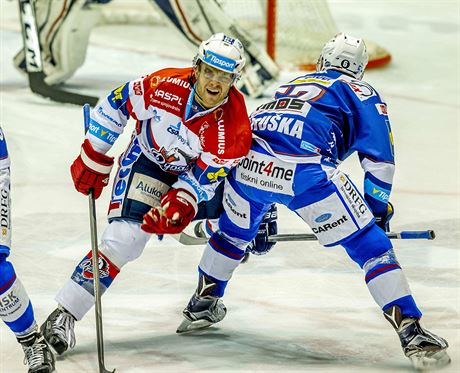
384, 305, 451, 370
17, 327, 55, 373
177, 274, 227, 333
41, 306, 76, 355
177, 292, 227, 333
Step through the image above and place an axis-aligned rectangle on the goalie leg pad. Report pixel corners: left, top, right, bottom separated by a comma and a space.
0, 258, 35, 334
15, 0, 104, 85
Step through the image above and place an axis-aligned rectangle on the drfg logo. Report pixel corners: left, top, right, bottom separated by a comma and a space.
1, 188, 9, 235
339, 175, 368, 216
312, 215, 348, 233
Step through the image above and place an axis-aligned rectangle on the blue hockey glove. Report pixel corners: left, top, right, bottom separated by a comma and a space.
374, 202, 394, 232
247, 204, 278, 255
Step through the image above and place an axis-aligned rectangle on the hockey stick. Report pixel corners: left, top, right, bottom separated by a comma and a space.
83, 104, 115, 373
18, 0, 99, 106
174, 229, 436, 246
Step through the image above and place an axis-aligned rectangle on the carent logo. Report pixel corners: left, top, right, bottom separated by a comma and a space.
312, 215, 348, 233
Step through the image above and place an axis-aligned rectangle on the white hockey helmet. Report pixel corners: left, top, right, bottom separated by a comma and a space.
194, 33, 246, 80
316, 33, 368, 80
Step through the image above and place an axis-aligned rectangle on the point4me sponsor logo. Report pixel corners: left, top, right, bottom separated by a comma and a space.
203, 50, 236, 72
236, 151, 295, 195
251, 114, 303, 139
240, 154, 293, 180
339, 175, 368, 217
312, 215, 348, 233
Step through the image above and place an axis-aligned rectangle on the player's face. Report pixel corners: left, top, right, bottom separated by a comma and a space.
194, 63, 234, 108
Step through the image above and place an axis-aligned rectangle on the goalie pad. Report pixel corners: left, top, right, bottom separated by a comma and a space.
14, 0, 103, 86
149, 0, 280, 97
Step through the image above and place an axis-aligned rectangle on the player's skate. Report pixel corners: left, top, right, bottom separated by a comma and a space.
41, 306, 76, 355
17, 326, 55, 373
384, 305, 450, 370
177, 292, 227, 333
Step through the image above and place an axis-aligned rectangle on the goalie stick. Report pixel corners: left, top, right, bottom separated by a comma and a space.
18, 0, 99, 106
173, 229, 436, 245
83, 104, 115, 373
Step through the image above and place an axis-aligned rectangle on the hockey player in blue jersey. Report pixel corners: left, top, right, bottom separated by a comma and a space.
177, 33, 450, 370
0, 127, 55, 372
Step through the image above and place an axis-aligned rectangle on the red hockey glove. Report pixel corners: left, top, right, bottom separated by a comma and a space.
141, 188, 197, 234
70, 139, 114, 199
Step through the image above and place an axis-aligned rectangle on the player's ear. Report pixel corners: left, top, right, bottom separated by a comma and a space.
193, 61, 201, 78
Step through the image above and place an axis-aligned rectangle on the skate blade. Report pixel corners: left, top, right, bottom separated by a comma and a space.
409, 349, 451, 370
176, 318, 213, 334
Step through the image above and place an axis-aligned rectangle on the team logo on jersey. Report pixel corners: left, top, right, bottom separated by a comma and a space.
79, 256, 110, 280
207, 168, 227, 183
342, 79, 377, 101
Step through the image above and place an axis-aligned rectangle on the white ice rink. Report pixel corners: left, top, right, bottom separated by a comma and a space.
1, 0, 459, 372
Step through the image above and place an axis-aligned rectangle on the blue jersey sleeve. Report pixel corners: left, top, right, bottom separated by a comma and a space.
343, 81, 395, 217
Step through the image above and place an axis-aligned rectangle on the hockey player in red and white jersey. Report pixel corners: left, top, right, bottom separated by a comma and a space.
40, 33, 252, 355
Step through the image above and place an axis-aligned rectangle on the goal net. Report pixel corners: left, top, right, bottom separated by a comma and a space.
100, 0, 391, 71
